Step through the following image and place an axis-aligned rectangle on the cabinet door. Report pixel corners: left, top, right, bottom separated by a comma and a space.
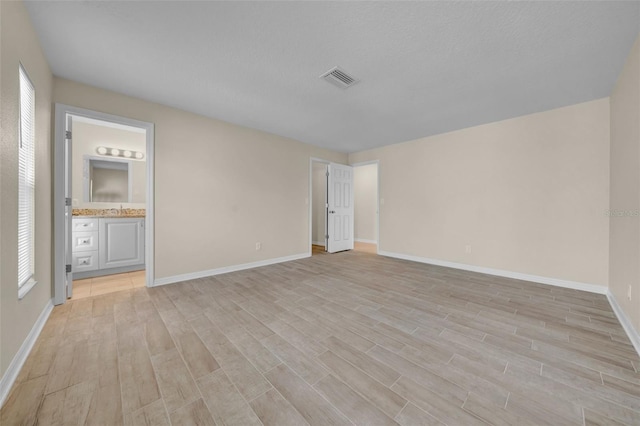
99, 218, 145, 269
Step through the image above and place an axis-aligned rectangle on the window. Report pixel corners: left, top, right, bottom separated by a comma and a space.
18, 65, 36, 298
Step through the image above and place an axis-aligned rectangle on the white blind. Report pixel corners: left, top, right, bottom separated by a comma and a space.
18, 65, 35, 288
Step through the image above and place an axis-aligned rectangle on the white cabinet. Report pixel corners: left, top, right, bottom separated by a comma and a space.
72, 218, 99, 233
99, 218, 145, 269
72, 231, 99, 252
72, 216, 144, 277
71, 218, 99, 272
72, 251, 100, 273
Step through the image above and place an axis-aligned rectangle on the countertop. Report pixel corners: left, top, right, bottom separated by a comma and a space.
72, 208, 146, 219
73, 215, 146, 218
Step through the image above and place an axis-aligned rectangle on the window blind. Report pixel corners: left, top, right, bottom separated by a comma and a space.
18, 65, 35, 288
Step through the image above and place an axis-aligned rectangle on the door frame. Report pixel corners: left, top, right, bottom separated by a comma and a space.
308, 157, 330, 256
350, 160, 380, 255
53, 104, 155, 305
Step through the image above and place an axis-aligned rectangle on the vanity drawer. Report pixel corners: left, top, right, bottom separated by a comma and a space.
72, 218, 99, 232
72, 250, 99, 272
72, 231, 98, 252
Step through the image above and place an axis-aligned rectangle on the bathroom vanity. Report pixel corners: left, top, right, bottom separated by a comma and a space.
72, 215, 145, 279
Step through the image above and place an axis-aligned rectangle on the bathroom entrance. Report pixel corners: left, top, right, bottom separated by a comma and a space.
53, 105, 155, 304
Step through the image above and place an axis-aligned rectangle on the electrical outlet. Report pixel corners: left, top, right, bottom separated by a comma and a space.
255, 242, 261, 251
628, 285, 632, 301
465, 245, 472, 254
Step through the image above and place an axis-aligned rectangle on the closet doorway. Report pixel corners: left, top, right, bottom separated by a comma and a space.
352, 161, 379, 254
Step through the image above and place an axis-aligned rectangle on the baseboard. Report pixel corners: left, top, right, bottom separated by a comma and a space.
355, 238, 377, 244
153, 252, 310, 287
606, 291, 640, 357
312, 241, 325, 247
0, 299, 53, 408
378, 250, 608, 295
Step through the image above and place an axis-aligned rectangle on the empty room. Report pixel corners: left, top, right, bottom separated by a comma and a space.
2, 1, 640, 425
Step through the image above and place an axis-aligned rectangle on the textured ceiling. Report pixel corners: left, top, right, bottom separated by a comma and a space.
25, 1, 640, 153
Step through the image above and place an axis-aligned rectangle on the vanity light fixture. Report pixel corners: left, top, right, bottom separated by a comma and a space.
96, 146, 145, 160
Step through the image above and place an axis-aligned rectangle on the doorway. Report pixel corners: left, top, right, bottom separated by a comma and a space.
309, 159, 355, 254
352, 161, 379, 255
53, 104, 155, 305
310, 159, 328, 255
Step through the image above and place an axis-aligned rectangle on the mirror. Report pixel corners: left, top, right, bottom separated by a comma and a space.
83, 156, 132, 203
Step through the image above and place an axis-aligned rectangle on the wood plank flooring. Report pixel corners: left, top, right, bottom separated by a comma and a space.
2, 250, 640, 425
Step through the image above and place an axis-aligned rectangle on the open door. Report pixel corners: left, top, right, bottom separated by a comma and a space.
64, 115, 73, 298
327, 162, 354, 253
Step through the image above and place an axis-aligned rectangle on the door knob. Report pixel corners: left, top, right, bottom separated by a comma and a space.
329, 210, 336, 214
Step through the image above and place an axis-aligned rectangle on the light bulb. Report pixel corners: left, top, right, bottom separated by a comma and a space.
123, 150, 132, 158
135, 152, 144, 159
111, 148, 120, 156
97, 147, 107, 155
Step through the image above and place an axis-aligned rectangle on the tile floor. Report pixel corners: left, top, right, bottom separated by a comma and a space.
72, 270, 146, 299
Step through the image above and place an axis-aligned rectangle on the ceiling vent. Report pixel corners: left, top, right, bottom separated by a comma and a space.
320, 66, 359, 89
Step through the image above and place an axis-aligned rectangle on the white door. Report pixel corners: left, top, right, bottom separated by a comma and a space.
64, 115, 73, 298
327, 163, 354, 253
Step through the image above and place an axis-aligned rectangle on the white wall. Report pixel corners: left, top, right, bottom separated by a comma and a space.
0, 0, 54, 379
72, 119, 146, 208
53, 78, 348, 281
350, 98, 610, 288
312, 162, 327, 245
609, 34, 640, 333
353, 164, 378, 243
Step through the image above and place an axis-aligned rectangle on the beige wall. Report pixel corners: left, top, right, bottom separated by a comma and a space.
72, 120, 146, 208
350, 98, 611, 287
353, 164, 378, 242
0, 1, 53, 377
610, 34, 640, 332
53, 78, 347, 280
312, 162, 327, 245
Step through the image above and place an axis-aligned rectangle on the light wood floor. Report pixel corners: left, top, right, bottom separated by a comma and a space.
3, 250, 640, 425
72, 271, 146, 300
